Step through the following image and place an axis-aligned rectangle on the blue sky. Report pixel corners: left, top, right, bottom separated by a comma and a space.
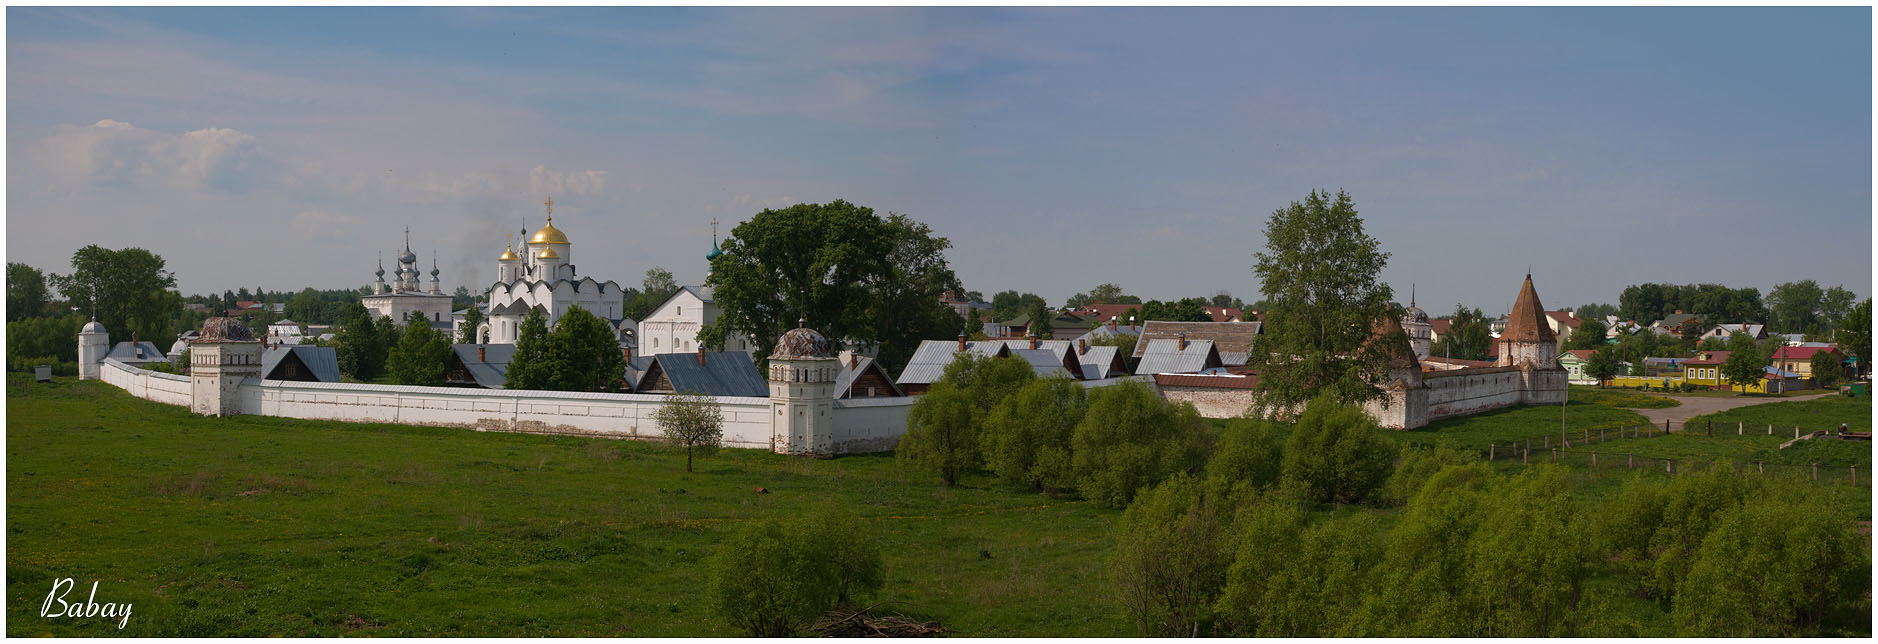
7, 7, 1871, 315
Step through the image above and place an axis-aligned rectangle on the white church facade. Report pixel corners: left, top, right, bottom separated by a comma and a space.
475, 198, 630, 344
362, 230, 454, 328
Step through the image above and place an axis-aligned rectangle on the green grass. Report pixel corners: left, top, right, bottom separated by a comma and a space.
1567, 385, 1680, 409
5, 376, 1131, 636
1568, 394, 1877, 474
1385, 402, 1650, 452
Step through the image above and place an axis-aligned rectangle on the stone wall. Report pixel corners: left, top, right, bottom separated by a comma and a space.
95, 358, 911, 454
1158, 384, 1254, 419
1423, 366, 1530, 422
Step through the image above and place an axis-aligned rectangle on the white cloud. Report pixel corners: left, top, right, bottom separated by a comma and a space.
31, 119, 266, 192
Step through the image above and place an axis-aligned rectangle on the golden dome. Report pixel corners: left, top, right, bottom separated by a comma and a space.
530, 219, 570, 246
499, 247, 519, 261
537, 245, 561, 260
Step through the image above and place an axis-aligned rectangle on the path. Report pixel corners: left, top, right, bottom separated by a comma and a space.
1627, 391, 1836, 431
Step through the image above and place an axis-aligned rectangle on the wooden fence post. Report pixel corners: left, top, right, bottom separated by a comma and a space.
1489, 444, 1495, 460
1551, 447, 1557, 464
1544, 435, 1550, 449
1756, 461, 1763, 473
1767, 423, 1772, 435
1523, 447, 1528, 464
1795, 427, 1800, 440
1666, 458, 1673, 474
1601, 428, 1605, 443
1592, 451, 1598, 467
1852, 465, 1857, 486
1664, 418, 1670, 433
1738, 421, 1742, 435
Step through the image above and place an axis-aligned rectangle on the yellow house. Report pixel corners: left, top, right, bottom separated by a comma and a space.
1683, 351, 1729, 387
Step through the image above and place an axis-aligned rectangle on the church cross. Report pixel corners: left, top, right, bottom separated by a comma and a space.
710, 217, 719, 242
544, 196, 554, 219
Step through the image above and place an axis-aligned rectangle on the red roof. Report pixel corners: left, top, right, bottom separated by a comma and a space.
1545, 311, 1583, 329
1152, 372, 1257, 389
1075, 302, 1141, 325
1429, 319, 1452, 335
1201, 306, 1242, 322
1561, 349, 1597, 362
1685, 351, 1730, 365
1769, 346, 1838, 361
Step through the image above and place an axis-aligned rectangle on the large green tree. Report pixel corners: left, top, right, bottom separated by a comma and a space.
334, 303, 388, 381
546, 305, 626, 392
1564, 318, 1609, 351
871, 214, 965, 374
1834, 298, 1870, 378
387, 311, 452, 386
1244, 189, 1400, 410
51, 245, 180, 342
623, 266, 679, 321
1720, 332, 1770, 392
1124, 298, 1213, 323
1767, 280, 1827, 335
989, 290, 1047, 323
457, 305, 485, 344
7, 262, 50, 321
1430, 305, 1493, 361
504, 307, 552, 390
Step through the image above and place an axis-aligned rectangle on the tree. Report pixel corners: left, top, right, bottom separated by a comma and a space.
1809, 349, 1843, 389
622, 266, 678, 321
334, 303, 388, 381
547, 305, 625, 392
1217, 503, 1383, 637
655, 390, 723, 472
871, 213, 965, 374
708, 511, 884, 637
1245, 190, 1399, 410
1204, 417, 1285, 502
1767, 280, 1826, 335
1071, 380, 1212, 508
1564, 318, 1608, 350
1460, 468, 1588, 636
1570, 302, 1619, 321
1124, 298, 1213, 323
1088, 330, 1139, 372
1110, 474, 1230, 637
457, 305, 485, 344
1430, 305, 1493, 361
386, 311, 452, 386
1720, 333, 1769, 392
504, 307, 552, 390
1671, 490, 1870, 636
1278, 395, 1398, 505
7, 262, 49, 321
51, 245, 180, 342
981, 376, 1086, 492
1835, 299, 1870, 379
896, 353, 1034, 486
1068, 283, 1140, 309
451, 285, 476, 311
1677, 317, 1709, 351
1583, 345, 1621, 385
1819, 285, 1856, 332
284, 288, 324, 324
965, 308, 984, 336
1026, 302, 1053, 338
990, 290, 1046, 323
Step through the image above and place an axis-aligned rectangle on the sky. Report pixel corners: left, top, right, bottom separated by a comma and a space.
6, 6, 1872, 315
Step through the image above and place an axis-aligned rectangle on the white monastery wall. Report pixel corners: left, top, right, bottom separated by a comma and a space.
100, 358, 192, 407
830, 397, 919, 454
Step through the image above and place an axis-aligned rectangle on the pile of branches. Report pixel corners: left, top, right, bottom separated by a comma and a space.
807, 604, 945, 638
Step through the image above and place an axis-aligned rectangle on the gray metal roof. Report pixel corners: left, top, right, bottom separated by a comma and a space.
623, 355, 656, 390
1218, 351, 1249, 366
104, 341, 169, 364
1075, 345, 1124, 380
450, 343, 518, 388
1135, 338, 1222, 374
642, 351, 767, 397
261, 345, 341, 383
834, 356, 904, 397
896, 339, 1012, 385
1011, 348, 1075, 378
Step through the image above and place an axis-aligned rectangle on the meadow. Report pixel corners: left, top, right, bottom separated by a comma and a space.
7, 375, 1868, 636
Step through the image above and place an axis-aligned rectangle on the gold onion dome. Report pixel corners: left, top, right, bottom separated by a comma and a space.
531, 219, 570, 246
499, 246, 519, 261
537, 245, 561, 260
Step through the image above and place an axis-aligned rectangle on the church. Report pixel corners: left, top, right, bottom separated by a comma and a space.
474, 197, 630, 344
361, 229, 453, 329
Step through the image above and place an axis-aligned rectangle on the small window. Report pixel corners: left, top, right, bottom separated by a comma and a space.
677, 306, 682, 315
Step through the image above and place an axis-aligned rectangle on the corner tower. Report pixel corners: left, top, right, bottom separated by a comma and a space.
78, 319, 109, 380
190, 317, 262, 417
767, 320, 837, 456
1496, 273, 1557, 369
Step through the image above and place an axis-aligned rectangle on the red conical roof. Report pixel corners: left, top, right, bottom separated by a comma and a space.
1500, 274, 1555, 344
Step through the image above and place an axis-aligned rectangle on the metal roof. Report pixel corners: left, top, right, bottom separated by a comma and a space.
640, 351, 767, 397
1135, 338, 1222, 375
104, 341, 170, 363
450, 343, 518, 388
896, 339, 1012, 385
261, 345, 341, 383
834, 355, 904, 397
1076, 345, 1124, 379
1011, 348, 1075, 378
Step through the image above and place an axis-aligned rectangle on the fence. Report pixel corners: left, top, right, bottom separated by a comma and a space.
1480, 419, 1869, 486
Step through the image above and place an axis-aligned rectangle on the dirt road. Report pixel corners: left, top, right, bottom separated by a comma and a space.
1626, 391, 1837, 432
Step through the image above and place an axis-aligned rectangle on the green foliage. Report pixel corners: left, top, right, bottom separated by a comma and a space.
51, 245, 181, 342
1071, 380, 1212, 508
622, 266, 678, 321
989, 290, 1046, 324
965, 307, 984, 335
1382, 444, 1475, 505
547, 306, 625, 393
1109, 474, 1228, 637
504, 308, 552, 390
1570, 302, 1619, 320
1835, 298, 1870, 378
1279, 396, 1397, 505
1672, 490, 1871, 636
1564, 318, 1608, 350
1767, 279, 1827, 335
1087, 331, 1139, 371
1460, 467, 1587, 636
1348, 461, 1493, 636
7, 262, 50, 321
654, 390, 723, 472
872, 214, 966, 375
333, 303, 388, 381
1583, 346, 1622, 384
387, 311, 452, 386
1619, 283, 1766, 329
457, 305, 485, 344
1623, 466, 1755, 598
6, 314, 85, 367
1430, 304, 1493, 361
1810, 349, 1843, 389
1122, 297, 1212, 323
1066, 283, 1140, 309
897, 382, 979, 487
1247, 189, 1399, 409
1203, 417, 1285, 502
1214, 494, 1310, 635
1217, 502, 1382, 637
708, 511, 885, 637
981, 377, 1086, 493
1720, 333, 1770, 392
1026, 302, 1054, 338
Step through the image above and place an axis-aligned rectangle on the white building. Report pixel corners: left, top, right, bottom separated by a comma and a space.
476, 197, 629, 344
362, 228, 453, 328
638, 285, 753, 354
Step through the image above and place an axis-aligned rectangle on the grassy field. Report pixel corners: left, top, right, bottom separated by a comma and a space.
1572, 394, 1875, 471
5, 376, 1131, 637
1566, 385, 1680, 409
1386, 401, 1649, 452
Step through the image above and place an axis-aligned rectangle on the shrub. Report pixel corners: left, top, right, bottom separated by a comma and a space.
897, 382, 979, 486
1110, 474, 1228, 637
709, 510, 884, 637
1071, 381, 1212, 508
1645, 465, 1753, 598
1461, 467, 1587, 636
981, 377, 1086, 492
1217, 499, 1381, 637
1672, 490, 1870, 636
1279, 395, 1398, 505
1382, 444, 1476, 506
1346, 462, 1493, 636
1203, 417, 1285, 503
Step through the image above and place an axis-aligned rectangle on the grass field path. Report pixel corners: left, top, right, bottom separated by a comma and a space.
1629, 391, 1837, 431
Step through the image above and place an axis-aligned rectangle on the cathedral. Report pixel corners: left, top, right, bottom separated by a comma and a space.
362, 229, 453, 329
475, 197, 629, 344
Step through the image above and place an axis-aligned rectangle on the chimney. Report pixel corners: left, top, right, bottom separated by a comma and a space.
132, 332, 139, 344
850, 353, 858, 369
697, 346, 706, 366
1029, 334, 1039, 350
1129, 316, 1136, 330
1109, 317, 1117, 330
479, 345, 486, 362
1078, 338, 1087, 355
621, 346, 631, 363
957, 330, 967, 351
1178, 332, 1188, 351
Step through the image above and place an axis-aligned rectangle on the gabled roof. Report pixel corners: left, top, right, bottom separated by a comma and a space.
1501, 274, 1556, 344
897, 339, 1013, 385
1429, 319, 1452, 336
834, 356, 904, 397
261, 345, 341, 382
1655, 312, 1697, 329
1073, 303, 1141, 326
1685, 351, 1730, 366
1769, 345, 1838, 361
450, 343, 518, 388
637, 351, 766, 397
1075, 323, 1142, 345
104, 341, 169, 363
1544, 311, 1583, 329
1559, 349, 1597, 363
645, 285, 715, 320
1074, 345, 1125, 379
1011, 348, 1080, 379
1135, 338, 1224, 375
1201, 306, 1242, 322
1131, 321, 1261, 358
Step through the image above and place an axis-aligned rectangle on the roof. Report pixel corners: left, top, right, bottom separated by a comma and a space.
450, 344, 518, 388
897, 339, 1013, 385
1559, 349, 1597, 362
1769, 345, 1838, 361
1656, 312, 1697, 329
1131, 321, 1261, 358
1073, 303, 1142, 325
622, 355, 656, 390
1544, 311, 1583, 329
104, 341, 169, 363
1152, 372, 1256, 389
1705, 323, 1765, 338
640, 351, 767, 397
1075, 345, 1125, 379
1762, 366, 1803, 379
645, 285, 715, 320
1429, 319, 1452, 336
834, 356, 904, 397
1075, 323, 1142, 345
1135, 338, 1223, 375
1685, 351, 1730, 366
1501, 275, 1556, 344
1011, 348, 1078, 379
261, 345, 341, 382
1422, 356, 1495, 370
1201, 306, 1243, 322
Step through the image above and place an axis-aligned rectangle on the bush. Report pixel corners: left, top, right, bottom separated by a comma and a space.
1071, 381, 1212, 508
1110, 474, 1229, 637
1217, 499, 1381, 637
1279, 396, 1398, 505
1672, 490, 1870, 636
1203, 417, 1285, 503
1382, 444, 1476, 506
1346, 462, 1493, 636
709, 510, 884, 637
981, 377, 1086, 492
897, 382, 979, 486
1645, 465, 1753, 598
1460, 467, 1587, 636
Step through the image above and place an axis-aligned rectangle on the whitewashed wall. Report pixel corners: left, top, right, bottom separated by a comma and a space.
94, 359, 912, 454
